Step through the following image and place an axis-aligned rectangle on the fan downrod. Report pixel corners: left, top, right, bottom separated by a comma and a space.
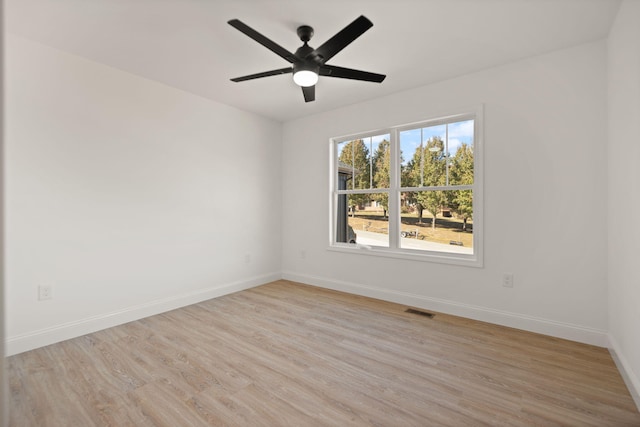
297, 25, 314, 43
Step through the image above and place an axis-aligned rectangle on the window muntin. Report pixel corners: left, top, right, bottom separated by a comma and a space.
332, 110, 481, 265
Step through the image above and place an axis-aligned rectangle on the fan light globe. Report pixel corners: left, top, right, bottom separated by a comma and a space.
293, 70, 319, 87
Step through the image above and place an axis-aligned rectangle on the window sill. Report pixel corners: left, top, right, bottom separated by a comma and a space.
327, 244, 483, 268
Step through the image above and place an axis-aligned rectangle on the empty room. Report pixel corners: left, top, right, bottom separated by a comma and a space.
2, 0, 640, 425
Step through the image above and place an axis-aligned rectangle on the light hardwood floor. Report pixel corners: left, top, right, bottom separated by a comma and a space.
8, 280, 640, 426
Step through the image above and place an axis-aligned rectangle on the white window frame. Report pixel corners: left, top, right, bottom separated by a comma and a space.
329, 105, 483, 267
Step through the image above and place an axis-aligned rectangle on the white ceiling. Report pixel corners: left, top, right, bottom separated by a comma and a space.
6, 0, 620, 123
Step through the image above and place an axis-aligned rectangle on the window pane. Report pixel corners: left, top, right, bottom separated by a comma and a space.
400, 129, 420, 187
336, 193, 389, 248
422, 133, 446, 187
369, 135, 391, 189
400, 190, 473, 253
400, 125, 446, 188
336, 134, 390, 190
447, 119, 474, 185
336, 140, 366, 190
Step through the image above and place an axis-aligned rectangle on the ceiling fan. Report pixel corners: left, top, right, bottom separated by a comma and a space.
228, 15, 386, 102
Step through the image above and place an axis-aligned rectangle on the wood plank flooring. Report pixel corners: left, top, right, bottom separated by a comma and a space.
8, 280, 640, 426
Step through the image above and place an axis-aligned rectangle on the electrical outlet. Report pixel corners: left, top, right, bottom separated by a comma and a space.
300, 250, 306, 259
38, 285, 53, 301
502, 273, 514, 288
245, 253, 251, 264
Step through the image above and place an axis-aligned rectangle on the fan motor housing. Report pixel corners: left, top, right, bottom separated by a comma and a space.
294, 44, 316, 61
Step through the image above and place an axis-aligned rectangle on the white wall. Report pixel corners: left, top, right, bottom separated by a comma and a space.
282, 41, 609, 346
607, 0, 640, 407
4, 35, 282, 355
1, 5, 7, 424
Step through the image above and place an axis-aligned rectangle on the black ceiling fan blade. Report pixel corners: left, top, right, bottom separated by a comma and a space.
228, 19, 297, 63
231, 67, 293, 82
302, 85, 315, 102
311, 15, 373, 63
320, 65, 386, 83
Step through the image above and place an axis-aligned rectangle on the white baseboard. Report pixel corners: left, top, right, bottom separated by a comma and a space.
608, 334, 640, 411
5, 272, 281, 356
7, 270, 612, 357
282, 271, 608, 347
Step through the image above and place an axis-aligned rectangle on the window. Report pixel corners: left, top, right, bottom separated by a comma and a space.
330, 107, 482, 266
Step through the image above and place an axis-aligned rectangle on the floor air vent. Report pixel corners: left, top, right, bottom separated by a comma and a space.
405, 308, 435, 318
